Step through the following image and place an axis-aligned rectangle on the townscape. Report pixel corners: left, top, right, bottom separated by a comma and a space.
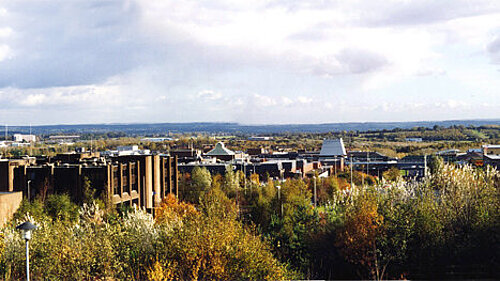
2, 1, 500, 279
0, 124, 498, 280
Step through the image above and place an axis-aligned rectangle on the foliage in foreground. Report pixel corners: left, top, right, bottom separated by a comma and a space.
1, 160, 498, 280
242, 162, 499, 280
1, 193, 290, 280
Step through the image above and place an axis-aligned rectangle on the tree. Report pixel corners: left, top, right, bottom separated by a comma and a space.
382, 167, 401, 183
81, 176, 95, 204
184, 167, 212, 204
336, 191, 384, 280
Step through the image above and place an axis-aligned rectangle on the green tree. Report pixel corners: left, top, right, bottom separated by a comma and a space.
44, 194, 79, 222
184, 167, 212, 204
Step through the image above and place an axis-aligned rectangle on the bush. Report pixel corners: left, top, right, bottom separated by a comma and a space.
44, 194, 79, 222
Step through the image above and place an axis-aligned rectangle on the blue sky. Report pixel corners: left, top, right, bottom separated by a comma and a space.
0, 0, 499, 125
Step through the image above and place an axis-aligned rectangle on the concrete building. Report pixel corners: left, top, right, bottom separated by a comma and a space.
0, 191, 22, 226
482, 144, 500, 156
0, 154, 178, 211
397, 155, 429, 178
436, 149, 462, 163
13, 134, 36, 143
248, 136, 272, 141
170, 149, 202, 163
47, 135, 80, 144
482, 144, 500, 168
405, 138, 423, 142
347, 151, 398, 177
101, 145, 151, 157
484, 155, 500, 169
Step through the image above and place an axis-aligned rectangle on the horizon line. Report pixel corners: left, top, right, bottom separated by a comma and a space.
2, 118, 500, 128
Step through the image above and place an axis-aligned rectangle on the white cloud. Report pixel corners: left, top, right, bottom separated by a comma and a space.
0, 44, 10, 61
0, 0, 499, 124
197, 90, 223, 101
297, 96, 313, 104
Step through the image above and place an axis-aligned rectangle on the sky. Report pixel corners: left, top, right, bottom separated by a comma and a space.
0, 0, 499, 125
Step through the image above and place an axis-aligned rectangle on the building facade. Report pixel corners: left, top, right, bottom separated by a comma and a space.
0, 154, 178, 211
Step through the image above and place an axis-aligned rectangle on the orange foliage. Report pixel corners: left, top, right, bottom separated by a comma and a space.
336, 193, 383, 271
155, 193, 198, 224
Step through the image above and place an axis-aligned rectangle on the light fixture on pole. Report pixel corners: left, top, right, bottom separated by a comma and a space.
16, 221, 37, 281
313, 176, 317, 207
276, 185, 282, 217
27, 180, 31, 201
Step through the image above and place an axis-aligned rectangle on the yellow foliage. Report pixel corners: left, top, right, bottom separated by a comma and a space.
337, 192, 383, 268
250, 173, 260, 186
147, 260, 176, 281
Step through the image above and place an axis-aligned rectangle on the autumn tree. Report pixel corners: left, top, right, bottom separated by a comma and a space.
336, 191, 385, 280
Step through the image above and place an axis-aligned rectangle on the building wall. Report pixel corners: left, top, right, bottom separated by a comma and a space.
0, 160, 29, 192
0, 191, 22, 226
483, 146, 500, 155
1, 155, 178, 211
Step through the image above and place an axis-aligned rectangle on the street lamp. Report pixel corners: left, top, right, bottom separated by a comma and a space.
276, 185, 283, 217
27, 180, 31, 201
16, 221, 37, 281
313, 176, 317, 207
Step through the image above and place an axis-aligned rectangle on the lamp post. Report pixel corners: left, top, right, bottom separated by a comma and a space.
276, 185, 282, 217
16, 221, 37, 281
27, 180, 31, 201
313, 176, 317, 207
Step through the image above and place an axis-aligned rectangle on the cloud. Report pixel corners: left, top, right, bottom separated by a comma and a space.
0, 0, 500, 124
297, 96, 313, 104
487, 35, 500, 63
336, 48, 388, 74
0, 0, 146, 88
197, 90, 223, 101
361, 0, 500, 26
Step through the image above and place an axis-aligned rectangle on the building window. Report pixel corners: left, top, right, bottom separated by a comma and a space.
131, 164, 137, 192
113, 167, 119, 195
122, 165, 129, 191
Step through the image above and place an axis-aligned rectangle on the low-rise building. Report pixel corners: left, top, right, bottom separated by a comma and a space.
13, 134, 36, 143
0, 153, 178, 211
482, 144, 500, 156
204, 142, 237, 161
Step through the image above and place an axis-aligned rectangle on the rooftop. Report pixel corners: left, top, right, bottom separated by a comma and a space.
205, 142, 235, 156
319, 138, 347, 156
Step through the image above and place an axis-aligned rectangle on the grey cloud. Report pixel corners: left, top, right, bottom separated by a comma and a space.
0, 0, 150, 88
335, 49, 388, 74
362, 0, 500, 26
487, 35, 500, 63
265, 0, 339, 12
310, 49, 388, 76
288, 30, 326, 41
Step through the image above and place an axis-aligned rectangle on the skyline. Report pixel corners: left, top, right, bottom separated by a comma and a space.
1, 0, 500, 125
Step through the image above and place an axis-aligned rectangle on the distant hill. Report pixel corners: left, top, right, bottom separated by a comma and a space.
3, 119, 500, 136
